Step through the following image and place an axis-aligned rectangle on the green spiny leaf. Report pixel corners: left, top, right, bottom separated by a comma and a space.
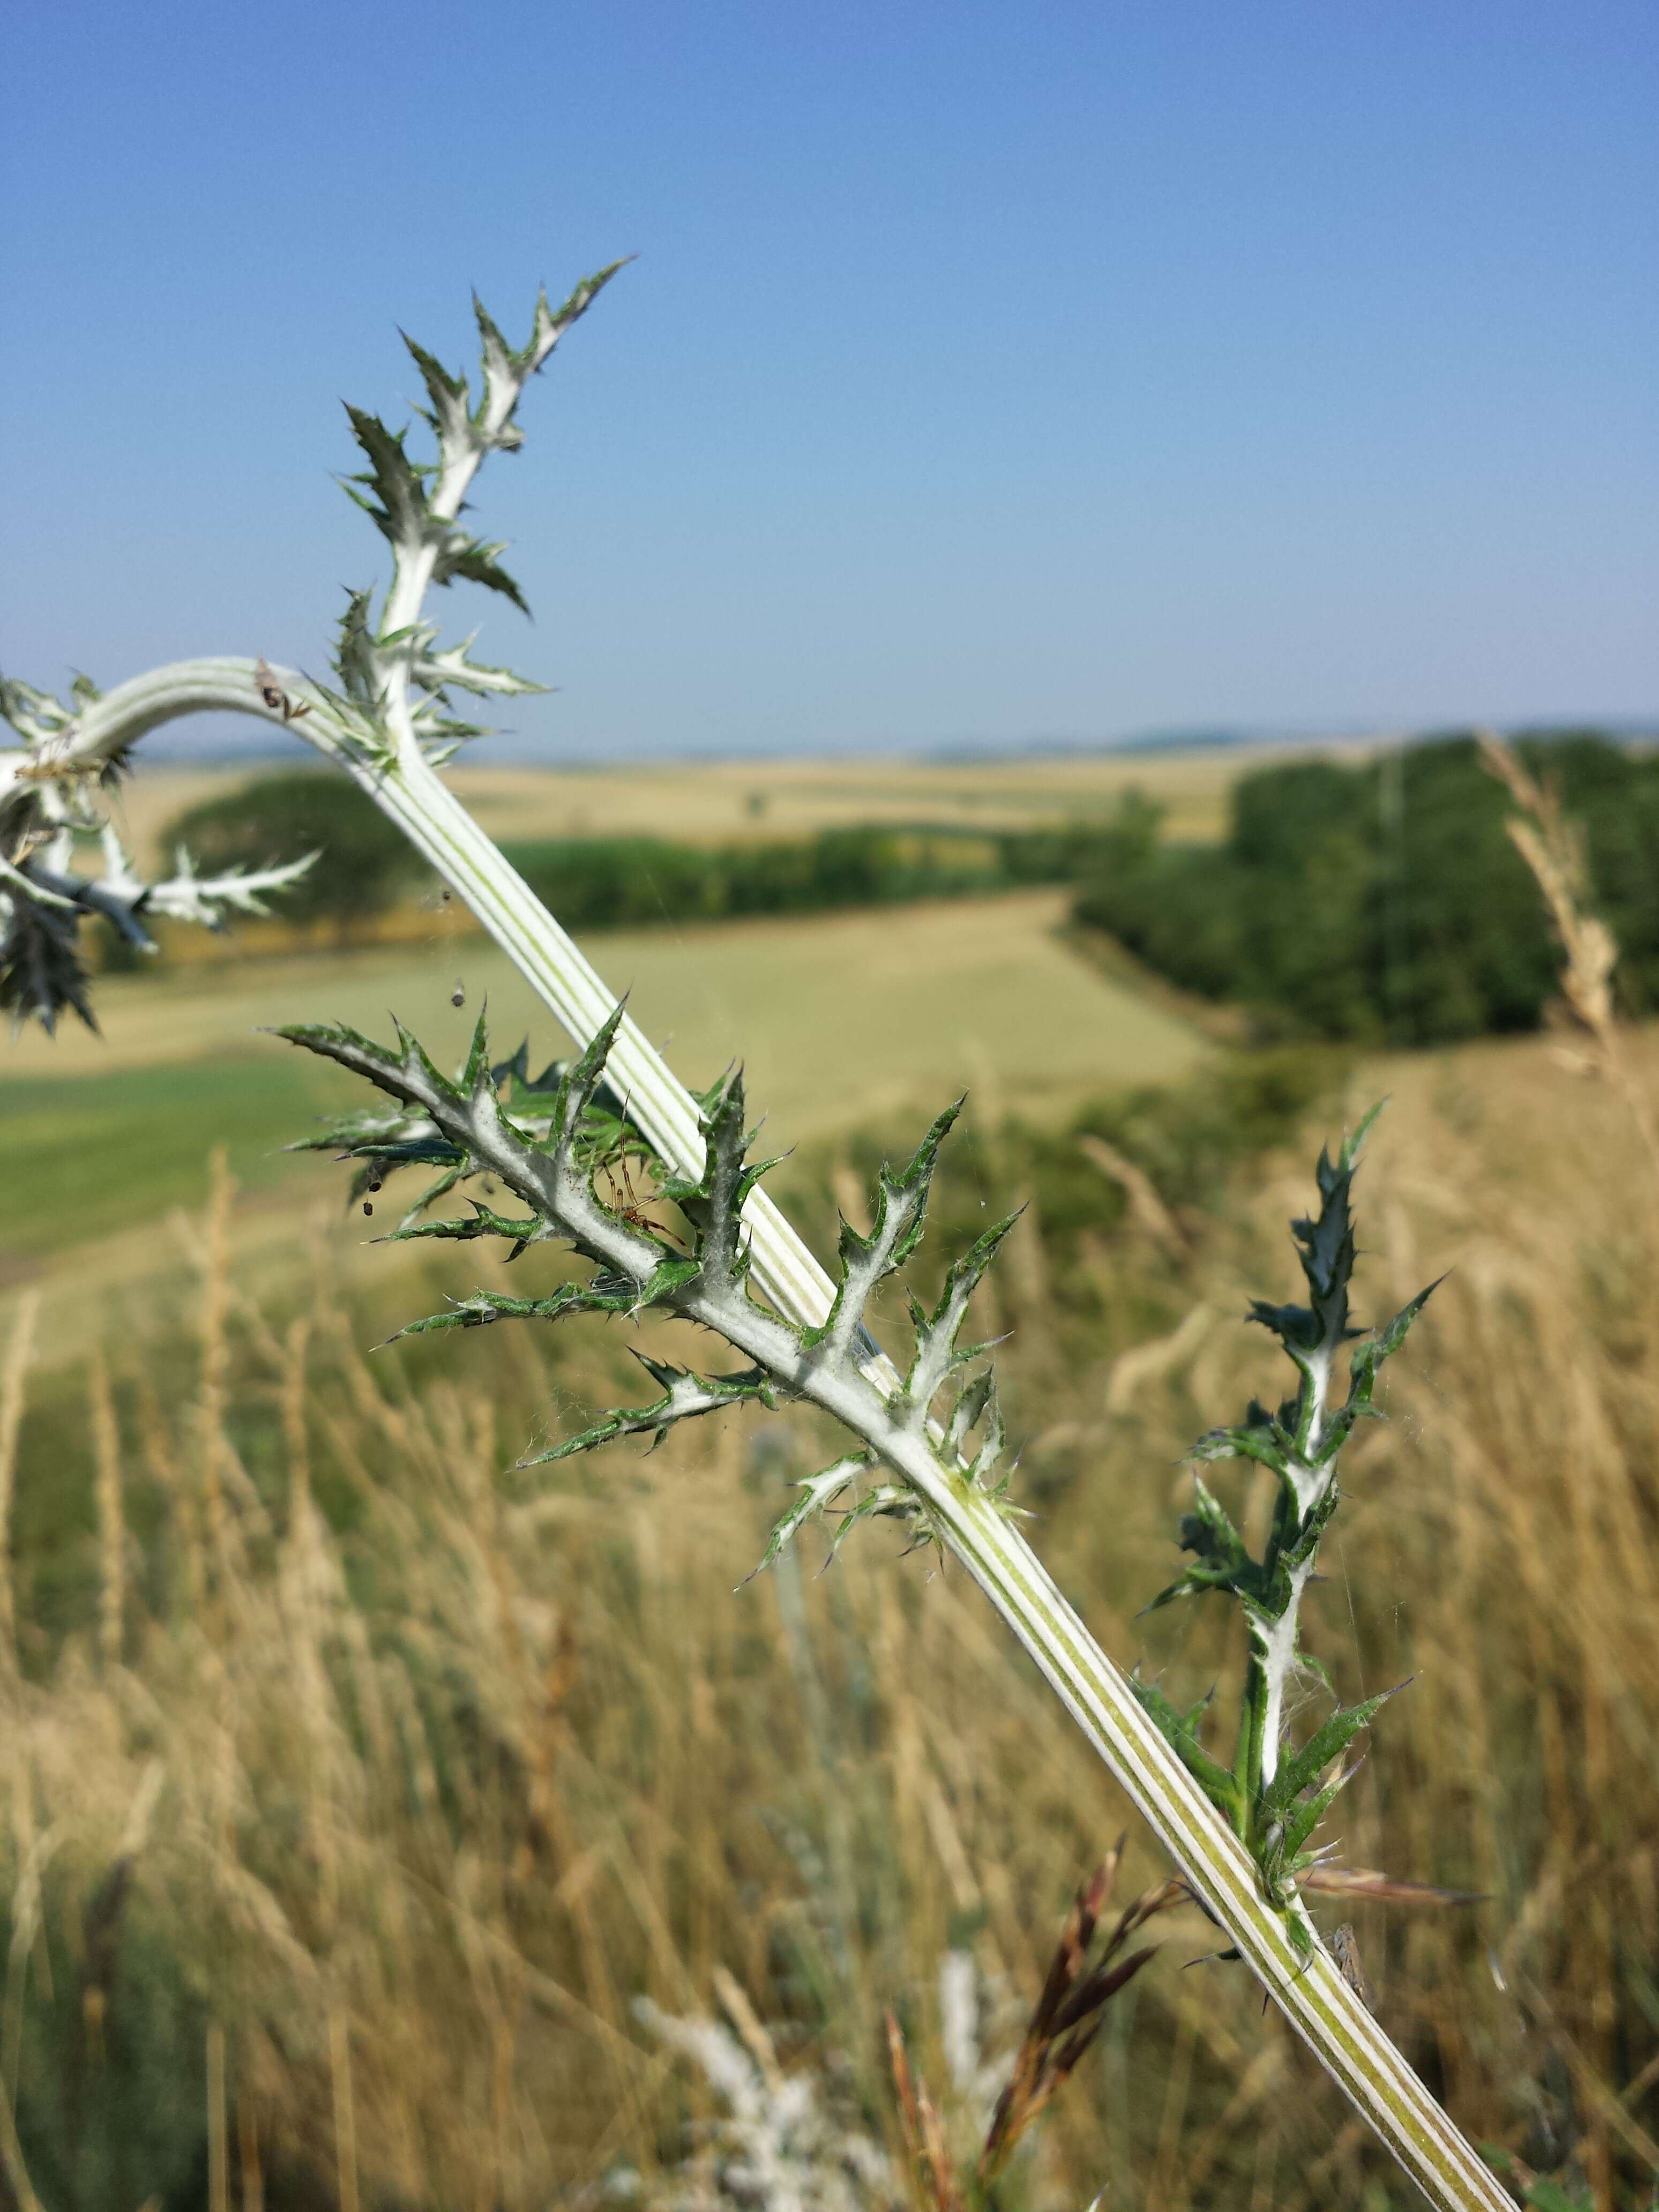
745, 1454, 872, 1582
1144, 1474, 1262, 1611
386, 1280, 629, 1342
804, 1098, 964, 1356
1129, 1676, 1242, 1821
1263, 1684, 1403, 1818
432, 534, 530, 615
401, 331, 473, 451
342, 407, 434, 548
391, 1015, 461, 1105
826, 1478, 927, 1564
1277, 1773, 1346, 1867
902, 1209, 1020, 1418
461, 1005, 493, 1097
382, 1200, 544, 1256
410, 634, 545, 700
1340, 1098, 1386, 1173
1190, 1422, 1289, 1474
550, 1002, 629, 1149
662, 1068, 757, 1287
1349, 1276, 1443, 1395
519, 1354, 775, 1468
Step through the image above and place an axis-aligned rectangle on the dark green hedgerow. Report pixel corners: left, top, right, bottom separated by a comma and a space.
150, 798, 1129, 951
1074, 733, 1659, 1046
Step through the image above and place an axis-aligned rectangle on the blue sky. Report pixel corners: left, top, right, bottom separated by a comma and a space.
3, 1, 1655, 758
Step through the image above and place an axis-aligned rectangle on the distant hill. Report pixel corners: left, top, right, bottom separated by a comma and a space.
137, 711, 1658, 769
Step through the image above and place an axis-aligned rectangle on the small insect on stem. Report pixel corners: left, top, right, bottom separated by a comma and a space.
252, 657, 311, 723
1330, 1923, 1378, 2015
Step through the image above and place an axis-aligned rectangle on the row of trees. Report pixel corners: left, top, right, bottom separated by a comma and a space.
159, 773, 1119, 940
1074, 733, 1659, 1044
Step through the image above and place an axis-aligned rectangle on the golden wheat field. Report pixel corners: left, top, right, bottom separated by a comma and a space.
2, 893, 1657, 2210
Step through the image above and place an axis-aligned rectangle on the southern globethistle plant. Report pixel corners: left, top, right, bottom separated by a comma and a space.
0, 267, 1512, 2212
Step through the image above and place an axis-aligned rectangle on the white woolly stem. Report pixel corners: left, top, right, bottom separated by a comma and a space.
1252, 1559, 1313, 1791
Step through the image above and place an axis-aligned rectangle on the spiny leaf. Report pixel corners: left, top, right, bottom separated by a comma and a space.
1340, 1098, 1386, 1173
1144, 1475, 1261, 1611
401, 332, 473, 450
520, 1355, 776, 1468
946, 1370, 995, 1459
827, 1478, 928, 1563
392, 1015, 462, 1105
341, 407, 435, 548
432, 534, 530, 614
334, 589, 384, 704
807, 1098, 965, 1358
0, 879, 97, 1034
386, 1280, 630, 1342
969, 1387, 1011, 1489
1190, 1422, 1288, 1474
745, 1454, 872, 1581
472, 262, 631, 437
1277, 1774, 1346, 1866
661, 1068, 759, 1288
410, 634, 545, 700
1263, 1683, 1403, 1818
1349, 1276, 1444, 1394
632, 1253, 702, 1305
552, 1000, 629, 1150
461, 1005, 494, 1097
1247, 1297, 1318, 1350
901, 1209, 1020, 1419
382, 1200, 545, 1256
1129, 1677, 1240, 1820
0, 675, 76, 742
272, 1020, 466, 1149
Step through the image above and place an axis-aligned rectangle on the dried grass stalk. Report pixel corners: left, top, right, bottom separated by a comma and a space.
88, 1347, 124, 1671
0, 1292, 38, 1670
1479, 727, 1659, 1184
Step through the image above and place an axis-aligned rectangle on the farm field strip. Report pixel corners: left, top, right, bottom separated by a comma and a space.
5, 891, 1207, 1302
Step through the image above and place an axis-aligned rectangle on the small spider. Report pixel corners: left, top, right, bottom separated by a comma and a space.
592, 1120, 687, 1251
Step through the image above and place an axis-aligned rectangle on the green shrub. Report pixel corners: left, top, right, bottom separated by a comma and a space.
500, 821, 1103, 932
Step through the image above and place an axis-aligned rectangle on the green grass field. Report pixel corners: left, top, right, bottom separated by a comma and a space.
4, 888, 1205, 1295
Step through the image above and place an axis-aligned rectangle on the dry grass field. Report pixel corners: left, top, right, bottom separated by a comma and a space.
4, 747, 1656, 2207
2, 1017, 1656, 2208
